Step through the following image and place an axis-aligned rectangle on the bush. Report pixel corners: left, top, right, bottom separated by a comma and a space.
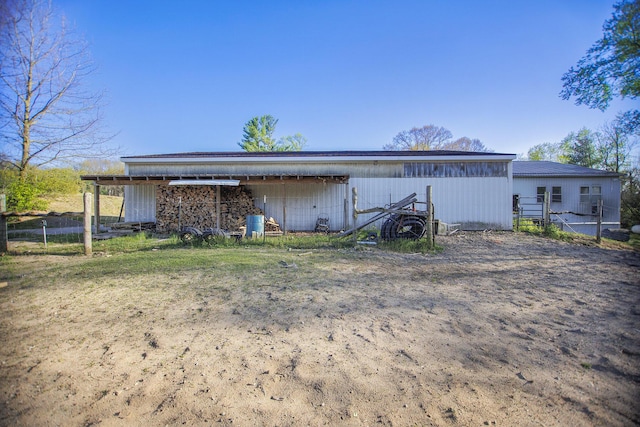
7, 179, 48, 211
1, 167, 82, 212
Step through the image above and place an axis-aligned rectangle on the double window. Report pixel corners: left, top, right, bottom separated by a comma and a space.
536, 186, 562, 203
580, 185, 602, 213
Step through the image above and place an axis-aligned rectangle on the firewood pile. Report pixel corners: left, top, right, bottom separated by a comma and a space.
155, 185, 263, 233
265, 217, 281, 232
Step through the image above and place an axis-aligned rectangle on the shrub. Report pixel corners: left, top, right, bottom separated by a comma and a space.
7, 179, 48, 211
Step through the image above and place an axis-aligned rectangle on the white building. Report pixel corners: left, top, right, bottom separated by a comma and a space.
108, 150, 516, 232
513, 161, 622, 235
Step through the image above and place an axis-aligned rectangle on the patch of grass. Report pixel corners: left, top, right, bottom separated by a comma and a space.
94, 232, 180, 253
627, 233, 640, 251
516, 219, 639, 251
580, 362, 592, 370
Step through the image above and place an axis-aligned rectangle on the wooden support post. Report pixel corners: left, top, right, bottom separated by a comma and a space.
0, 195, 6, 253
352, 187, 358, 242
84, 192, 92, 256
0, 215, 7, 254
282, 184, 287, 235
344, 183, 349, 231
94, 184, 101, 234
596, 199, 603, 244
216, 185, 221, 230
426, 186, 434, 247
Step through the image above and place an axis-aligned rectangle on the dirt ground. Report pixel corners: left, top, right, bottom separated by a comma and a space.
1, 232, 639, 426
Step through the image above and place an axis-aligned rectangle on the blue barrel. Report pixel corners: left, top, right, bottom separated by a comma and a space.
246, 215, 264, 238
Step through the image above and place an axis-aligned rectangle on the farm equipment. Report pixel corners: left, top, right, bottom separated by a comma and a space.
338, 191, 436, 242
379, 213, 428, 240
180, 226, 229, 244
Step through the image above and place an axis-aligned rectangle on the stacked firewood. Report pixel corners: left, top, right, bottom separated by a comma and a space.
155, 185, 263, 233
265, 217, 281, 232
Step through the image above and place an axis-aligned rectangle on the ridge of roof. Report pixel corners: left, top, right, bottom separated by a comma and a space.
513, 161, 621, 177
122, 150, 513, 159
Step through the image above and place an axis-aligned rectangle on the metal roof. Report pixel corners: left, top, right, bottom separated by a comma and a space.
513, 161, 621, 177
121, 150, 516, 164
121, 150, 512, 160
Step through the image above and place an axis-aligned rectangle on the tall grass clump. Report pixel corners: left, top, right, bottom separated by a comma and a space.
515, 219, 577, 242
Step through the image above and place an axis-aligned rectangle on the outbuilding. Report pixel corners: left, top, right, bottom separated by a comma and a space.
85, 150, 517, 234
512, 161, 622, 236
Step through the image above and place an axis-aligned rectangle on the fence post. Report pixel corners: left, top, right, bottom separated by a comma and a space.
0, 215, 6, 254
84, 192, 92, 256
94, 183, 101, 234
596, 199, 603, 243
543, 192, 550, 227
426, 185, 434, 248
0, 195, 6, 253
352, 187, 358, 243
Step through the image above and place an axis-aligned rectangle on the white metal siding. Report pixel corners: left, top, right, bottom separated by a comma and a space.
124, 185, 156, 222
127, 162, 402, 178
513, 177, 620, 222
350, 177, 513, 230
513, 176, 621, 235
247, 183, 348, 231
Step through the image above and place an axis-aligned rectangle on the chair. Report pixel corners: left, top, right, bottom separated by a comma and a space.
314, 214, 330, 233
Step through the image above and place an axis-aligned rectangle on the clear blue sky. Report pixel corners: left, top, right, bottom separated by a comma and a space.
56, 0, 637, 157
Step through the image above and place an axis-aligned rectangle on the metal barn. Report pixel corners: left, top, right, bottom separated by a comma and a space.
109, 151, 516, 232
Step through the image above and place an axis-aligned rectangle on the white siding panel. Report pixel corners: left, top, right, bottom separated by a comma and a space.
514, 176, 621, 235
124, 185, 156, 222
350, 177, 513, 230
246, 183, 348, 231
514, 177, 620, 223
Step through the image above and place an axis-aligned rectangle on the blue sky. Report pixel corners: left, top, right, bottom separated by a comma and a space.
56, 0, 637, 157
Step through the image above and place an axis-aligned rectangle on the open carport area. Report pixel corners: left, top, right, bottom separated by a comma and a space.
0, 232, 638, 426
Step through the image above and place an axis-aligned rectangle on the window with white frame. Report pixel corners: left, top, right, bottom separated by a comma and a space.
536, 186, 546, 203
551, 186, 562, 203
580, 186, 590, 203
580, 185, 602, 213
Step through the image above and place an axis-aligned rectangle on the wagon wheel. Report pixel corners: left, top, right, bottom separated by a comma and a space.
390, 215, 426, 240
203, 233, 226, 246
180, 231, 198, 244
202, 233, 217, 245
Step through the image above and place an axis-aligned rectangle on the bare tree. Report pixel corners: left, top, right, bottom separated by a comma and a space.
0, 0, 115, 177
384, 124, 492, 152
384, 125, 453, 151
443, 137, 492, 152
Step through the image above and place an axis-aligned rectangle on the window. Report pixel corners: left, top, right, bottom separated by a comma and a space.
537, 186, 546, 203
403, 161, 508, 178
551, 186, 562, 203
513, 194, 520, 212
580, 186, 590, 203
580, 185, 602, 214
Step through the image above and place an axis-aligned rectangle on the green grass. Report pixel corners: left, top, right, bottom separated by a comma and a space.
3, 226, 441, 261
515, 218, 640, 250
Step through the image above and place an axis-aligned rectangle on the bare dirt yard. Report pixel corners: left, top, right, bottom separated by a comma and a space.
1, 232, 639, 426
